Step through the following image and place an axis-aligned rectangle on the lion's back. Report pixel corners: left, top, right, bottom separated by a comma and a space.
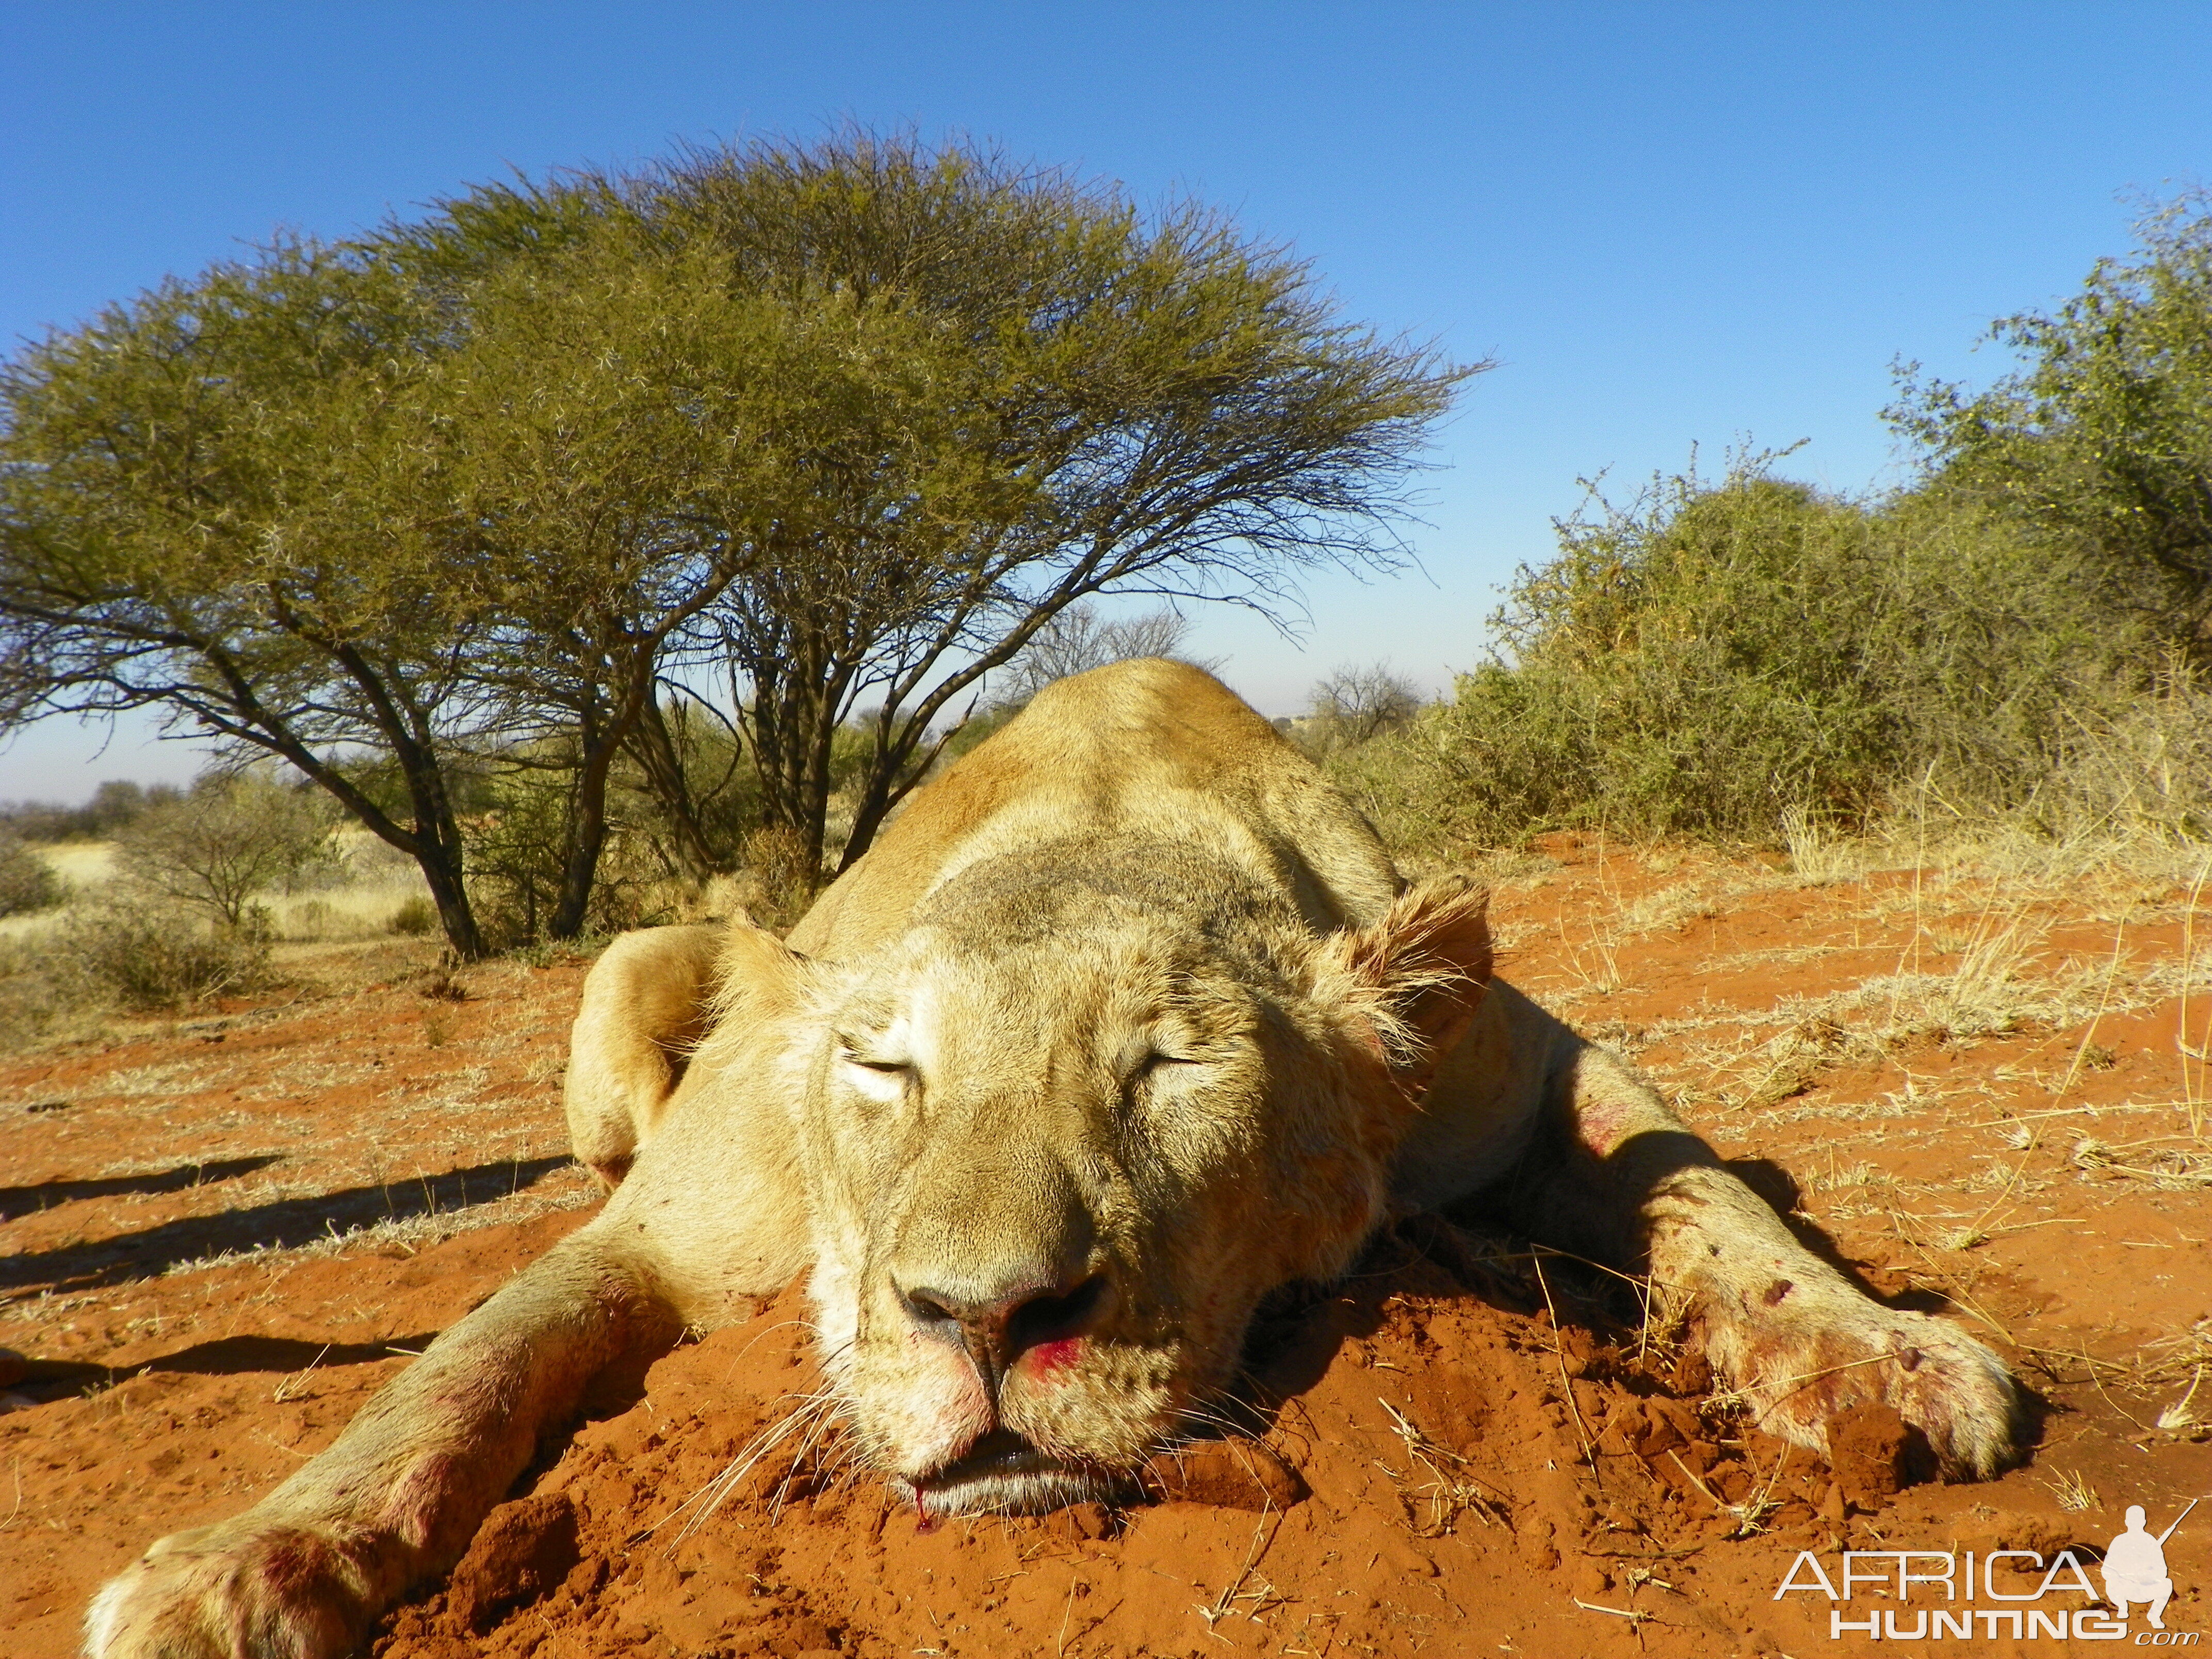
789, 659, 1400, 956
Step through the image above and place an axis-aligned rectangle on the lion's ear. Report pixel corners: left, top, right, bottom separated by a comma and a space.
1316, 876, 1493, 1096
712, 914, 816, 1026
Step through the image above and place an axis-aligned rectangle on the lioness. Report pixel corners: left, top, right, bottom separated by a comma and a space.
88, 659, 2021, 1658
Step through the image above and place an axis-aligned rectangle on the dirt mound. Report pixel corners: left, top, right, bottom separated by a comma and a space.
369, 1227, 1916, 1659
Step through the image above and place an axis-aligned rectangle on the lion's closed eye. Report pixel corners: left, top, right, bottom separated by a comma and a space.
1129, 1048, 1209, 1093
838, 1044, 914, 1101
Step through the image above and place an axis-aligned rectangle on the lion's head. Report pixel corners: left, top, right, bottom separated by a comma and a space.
725, 834, 1491, 1515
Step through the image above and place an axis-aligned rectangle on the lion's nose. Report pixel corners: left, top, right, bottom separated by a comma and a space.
895, 1271, 1111, 1398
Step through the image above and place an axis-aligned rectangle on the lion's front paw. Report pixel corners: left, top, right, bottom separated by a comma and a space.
1711, 1293, 2022, 1479
86, 1520, 376, 1659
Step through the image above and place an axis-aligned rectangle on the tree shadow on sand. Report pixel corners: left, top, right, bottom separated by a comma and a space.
6, 1331, 448, 1404
0, 1155, 578, 1301
0, 1156, 283, 1223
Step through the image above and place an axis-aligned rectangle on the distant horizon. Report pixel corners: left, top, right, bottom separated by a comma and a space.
6, 3, 2210, 800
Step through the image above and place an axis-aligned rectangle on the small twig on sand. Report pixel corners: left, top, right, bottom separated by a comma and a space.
1573, 1597, 1654, 1626
1532, 1254, 1602, 1485
272, 1343, 332, 1404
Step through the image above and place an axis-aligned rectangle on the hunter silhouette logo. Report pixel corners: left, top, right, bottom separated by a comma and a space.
1773, 1493, 2201, 1642
2108, 1500, 2194, 1631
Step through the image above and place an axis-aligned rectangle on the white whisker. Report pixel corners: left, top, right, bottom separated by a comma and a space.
649, 1390, 840, 1546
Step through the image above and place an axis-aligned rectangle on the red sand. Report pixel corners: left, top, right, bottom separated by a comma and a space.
6, 849, 2210, 1656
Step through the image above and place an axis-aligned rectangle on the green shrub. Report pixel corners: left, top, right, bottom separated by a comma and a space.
387, 894, 438, 936
0, 904, 274, 1040
57, 904, 271, 1010
114, 775, 337, 929
0, 834, 64, 916
463, 758, 685, 948
1891, 190, 2212, 641
1336, 460, 2192, 853
0, 931, 75, 1044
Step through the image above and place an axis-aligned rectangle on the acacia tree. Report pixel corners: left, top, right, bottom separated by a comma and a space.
367, 222, 822, 932
378, 190, 1085, 917
0, 197, 914, 946
6, 132, 1479, 942
992, 604, 1200, 707
114, 775, 335, 931
0, 246, 502, 955
615, 133, 1480, 875
1306, 662, 1423, 750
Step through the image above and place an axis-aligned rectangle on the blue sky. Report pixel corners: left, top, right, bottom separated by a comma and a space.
4, 2, 2209, 800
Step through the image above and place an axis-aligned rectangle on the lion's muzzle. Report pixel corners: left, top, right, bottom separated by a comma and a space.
894, 1270, 1114, 1404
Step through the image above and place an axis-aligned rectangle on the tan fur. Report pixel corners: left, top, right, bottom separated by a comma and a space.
87, 660, 2021, 1658
562, 922, 727, 1188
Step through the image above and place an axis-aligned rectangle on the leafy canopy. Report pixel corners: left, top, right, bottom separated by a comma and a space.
1891, 190, 2212, 638
4, 130, 1475, 945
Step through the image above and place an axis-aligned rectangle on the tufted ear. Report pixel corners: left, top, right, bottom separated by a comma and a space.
1315, 876, 1493, 1098
678, 909, 830, 1110
711, 908, 815, 1026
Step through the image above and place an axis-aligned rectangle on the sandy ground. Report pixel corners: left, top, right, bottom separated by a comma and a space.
4, 839, 2210, 1657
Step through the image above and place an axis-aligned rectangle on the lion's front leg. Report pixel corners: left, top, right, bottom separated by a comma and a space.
1507, 1045, 2022, 1479
1644, 1168, 2021, 1480
86, 1231, 676, 1659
